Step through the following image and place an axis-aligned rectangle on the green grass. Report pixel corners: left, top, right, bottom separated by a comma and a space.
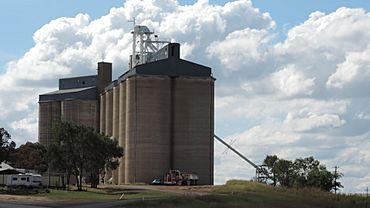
124, 180, 369, 208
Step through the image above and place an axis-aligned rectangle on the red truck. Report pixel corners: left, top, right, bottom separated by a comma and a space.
151, 170, 199, 185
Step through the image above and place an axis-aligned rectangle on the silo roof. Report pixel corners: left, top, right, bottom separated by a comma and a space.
39, 86, 97, 102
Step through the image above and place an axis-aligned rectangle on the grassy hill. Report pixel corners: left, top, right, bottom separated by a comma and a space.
125, 180, 368, 208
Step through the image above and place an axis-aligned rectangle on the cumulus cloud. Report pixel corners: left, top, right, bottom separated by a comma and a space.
327, 45, 370, 89
207, 28, 271, 71
0, 0, 273, 140
284, 111, 345, 132
1, 0, 370, 192
270, 65, 315, 97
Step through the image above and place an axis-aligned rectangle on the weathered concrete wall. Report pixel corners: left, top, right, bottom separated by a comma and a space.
39, 101, 61, 146
125, 76, 171, 184
61, 99, 98, 129
105, 90, 113, 137
104, 90, 113, 181
172, 77, 214, 185
118, 81, 127, 184
100, 93, 106, 134
112, 85, 120, 184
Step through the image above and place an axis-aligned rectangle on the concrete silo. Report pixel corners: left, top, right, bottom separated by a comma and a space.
61, 99, 98, 129
39, 62, 112, 146
111, 84, 120, 184
116, 26, 215, 185
99, 93, 106, 134
39, 25, 214, 185
125, 76, 172, 183
172, 77, 214, 185
105, 90, 113, 137
38, 101, 61, 145
118, 81, 126, 184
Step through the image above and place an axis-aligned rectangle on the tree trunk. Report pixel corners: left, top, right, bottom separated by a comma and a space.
79, 164, 83, 191
60, 173, 65, 190
75, 174, 80, 190
90, 168, 100, 188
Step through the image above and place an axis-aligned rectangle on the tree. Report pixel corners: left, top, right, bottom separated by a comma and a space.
85, 133, 122, 188
8, 142, 48, 173
0, 128, 16, 163
262, 155, 344, 192
47, 122, 79, 189
275, 159, 294, 188
332, 166, 344, 193
263, 155, 278, 186
47, 122, 123, 190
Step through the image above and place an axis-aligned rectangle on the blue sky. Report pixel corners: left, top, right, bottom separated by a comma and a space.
1, 0, 370, 192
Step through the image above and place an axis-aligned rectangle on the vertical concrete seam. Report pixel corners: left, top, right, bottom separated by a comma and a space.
169, 76, 175, 170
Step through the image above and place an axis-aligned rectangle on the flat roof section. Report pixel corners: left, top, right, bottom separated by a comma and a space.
39, 86, 97, 102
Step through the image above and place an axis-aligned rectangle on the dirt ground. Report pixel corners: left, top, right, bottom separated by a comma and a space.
155, 185, 218, 193
0, 194, 51, 202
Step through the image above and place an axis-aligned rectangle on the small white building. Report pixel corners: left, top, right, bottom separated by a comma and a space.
0, 162, 21, 186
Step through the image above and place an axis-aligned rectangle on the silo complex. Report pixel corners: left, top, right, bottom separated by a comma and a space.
39, 26, 214, 185
39, 62, 112, 144
99, 42, 214, 185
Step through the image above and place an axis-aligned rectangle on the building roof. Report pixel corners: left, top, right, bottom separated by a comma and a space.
39, 86, 98, 102
41, 86, 95, 96
104, 43, 213, 91
0, 162, 14, 170
0, 162, 21, 174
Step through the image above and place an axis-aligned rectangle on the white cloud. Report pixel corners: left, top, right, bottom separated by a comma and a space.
270, 65, 315, 97
207, 28, 271, 71
327, 45, 370, 89
284, 111, 345, 132
356, 112, 370, 120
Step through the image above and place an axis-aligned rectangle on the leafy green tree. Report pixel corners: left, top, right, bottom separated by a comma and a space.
8, 142, 48, 173
0, 128, 16, 163
263, 155, 278, 186
262, 155, 344, 192
292, 156, 320, 188
47, 122, 123, 190
85, 134, 122, 188
275, 159, 294, 188
46, 122, 78, 189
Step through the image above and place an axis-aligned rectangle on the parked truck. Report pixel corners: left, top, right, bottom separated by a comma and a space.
164, 170, 199, 185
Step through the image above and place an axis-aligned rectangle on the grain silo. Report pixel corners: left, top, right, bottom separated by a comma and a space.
39, 25, 214, 185
118, 81, 127, 184
99, 26, 215, 185
39, 101, 61, 145
39, 63, 112, 146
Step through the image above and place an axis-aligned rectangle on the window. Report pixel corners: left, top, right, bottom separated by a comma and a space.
21, 177, 26, 181
27, 177, 29, 182
12, 178, 18, 181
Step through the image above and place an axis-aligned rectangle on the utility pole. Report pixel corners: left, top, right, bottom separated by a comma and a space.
366, 186, 368, 208
334, 166, 338, 194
